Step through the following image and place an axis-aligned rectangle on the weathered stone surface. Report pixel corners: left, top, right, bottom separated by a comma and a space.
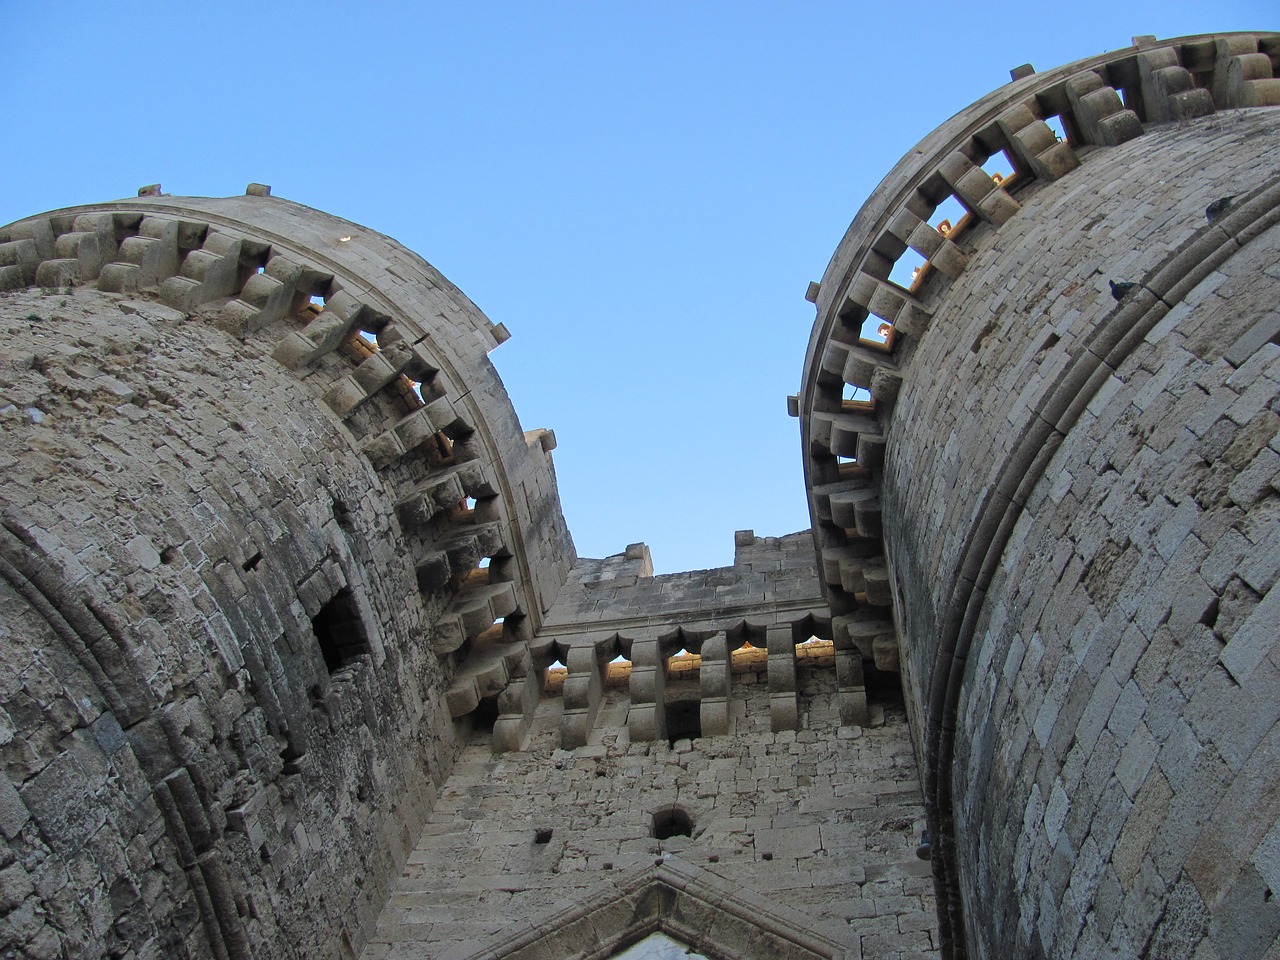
4, 27, 1277, 960
801, 30, 1280, 960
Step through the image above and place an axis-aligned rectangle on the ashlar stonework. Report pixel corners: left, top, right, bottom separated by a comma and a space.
1, 28, 1278, 960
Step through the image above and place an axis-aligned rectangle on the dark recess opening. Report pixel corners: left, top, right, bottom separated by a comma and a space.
311, 587, 370, 673
664, 699, 701, 746
865, 659, 907, 714
471, 695, 499, 732
652, 807, 693, 840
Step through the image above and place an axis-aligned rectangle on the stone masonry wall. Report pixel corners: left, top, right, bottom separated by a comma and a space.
543, 531, 820, 629
0, 284, 453, 959
880, 110, 1280, 958
0, 189, 587, 958
364, 660, 934, 960
949, 217, 1280, 958
366, 525, 937, 959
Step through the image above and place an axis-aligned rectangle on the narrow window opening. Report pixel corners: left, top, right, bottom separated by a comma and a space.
887, 245, 927, 290
279, 733, 304, 775
332, 498, 354, 533
859, 314, 893, 345
1200, 596, 1221, 633
928, 194, 968, 234
544, 658, 567, 694
1045, 114, 1068, 144
843, 383, 873, 405
980, 149, 1016, 184
311, 587, 371, 674
664, 699, 701, 746
471, 695, 498, 732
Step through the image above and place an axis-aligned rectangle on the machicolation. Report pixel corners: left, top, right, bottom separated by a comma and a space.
1, 29, 1279, 960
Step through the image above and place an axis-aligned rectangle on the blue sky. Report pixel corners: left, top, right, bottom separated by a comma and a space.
1, 3, 1269, 572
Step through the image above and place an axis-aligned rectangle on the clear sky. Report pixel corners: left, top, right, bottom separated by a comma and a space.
1, 2, 1269, 572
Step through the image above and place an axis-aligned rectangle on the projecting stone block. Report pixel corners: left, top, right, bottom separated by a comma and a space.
106, 218, 180, 290
766, 625, 798, 732
0, 238, 39, 288
862, 562, 891, 607
627, 703, 663, 743
627, 638, 667, 743
560, 646, 605, 749
160, 234, 243, 310
939, 150, 1020, 226
53, 230, 103, 280
769, 693, 799, 733
1138, 47, 1215, 123
3, 217, 55, 260
835, 650, 869, 727
872, 636, 900, 672
446, 678, 480, 718
1065, 72, 1143, 146
34, 259, 80, 288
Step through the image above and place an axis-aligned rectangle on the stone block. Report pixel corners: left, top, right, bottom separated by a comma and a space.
0, 774, 30, 840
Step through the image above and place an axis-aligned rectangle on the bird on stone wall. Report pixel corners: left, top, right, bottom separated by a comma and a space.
1206, 196, 1235, 224
1109, 280, 1139, 301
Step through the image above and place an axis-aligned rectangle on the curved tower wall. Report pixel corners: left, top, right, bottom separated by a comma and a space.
0, 195, 574, 958
800, 32, 1280, 960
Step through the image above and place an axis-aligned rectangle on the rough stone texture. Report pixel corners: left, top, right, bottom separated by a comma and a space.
0, 198, 931, 960
943, 210, 1280, 959
801, 29, 1280, 960
5, 26, 1278, 960
543, 531, 822, 630
0, 284, 453, 959
0, 194, 582, 960
364, 660, 933, 960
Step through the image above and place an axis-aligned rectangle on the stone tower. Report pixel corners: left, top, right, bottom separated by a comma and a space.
0, 28, 1277, 960
799, 30, 1280, 960
0, 194, 930, 959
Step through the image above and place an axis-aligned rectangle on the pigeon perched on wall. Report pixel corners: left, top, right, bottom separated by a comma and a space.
1110, 280, 1139, 301
1206, 196, 1235, 224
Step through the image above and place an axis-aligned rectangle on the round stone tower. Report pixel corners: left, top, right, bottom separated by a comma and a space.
0, 192, 574, 958
800, 31, 1280, 960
